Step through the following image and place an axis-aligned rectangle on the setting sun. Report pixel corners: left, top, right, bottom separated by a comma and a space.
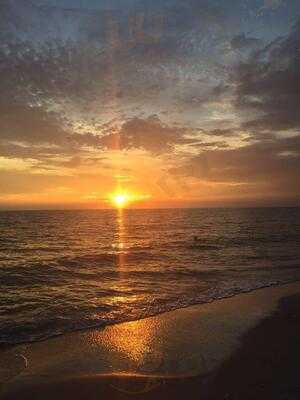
112, 193, 130, 208
109, 191, 151, 208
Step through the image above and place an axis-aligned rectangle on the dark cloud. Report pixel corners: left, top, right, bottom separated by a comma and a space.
173, 135, 300, 198
100, 116, 198, 154
0, 100, 103, 145
0, 98, 106, 166
260, 0, 285, 12
230, 34, 261, 50
242, 132, 278, 142
235, 19, 300, 133
0, 103, 68, 145
0, 0, 230, 123
177, 83, 231, 109
0, 0, 299, 205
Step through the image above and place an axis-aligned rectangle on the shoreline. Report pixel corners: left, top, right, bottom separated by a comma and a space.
1, 279, 299, 350
1, 281, 300, 399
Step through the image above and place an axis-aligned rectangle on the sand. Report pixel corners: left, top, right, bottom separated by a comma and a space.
1, 281, 300, 399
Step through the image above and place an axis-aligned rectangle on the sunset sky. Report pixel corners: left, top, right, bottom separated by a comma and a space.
0, 0, 300, 209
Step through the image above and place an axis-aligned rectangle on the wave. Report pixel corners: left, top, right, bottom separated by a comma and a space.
1, 275, 299, 347
1, 208, 299, 346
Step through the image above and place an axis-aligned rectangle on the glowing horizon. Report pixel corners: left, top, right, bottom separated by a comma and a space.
109, 190, 151, 209
111, 192, 131, 209
0, 0, 299, 209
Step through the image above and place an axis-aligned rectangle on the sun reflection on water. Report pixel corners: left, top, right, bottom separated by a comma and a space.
104, 209, 163, 371
116, 208, 126, 274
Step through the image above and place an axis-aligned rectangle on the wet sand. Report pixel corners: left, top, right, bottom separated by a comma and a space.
1, 282, 300, 399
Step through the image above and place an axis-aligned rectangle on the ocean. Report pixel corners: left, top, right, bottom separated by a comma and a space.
0, 207, 299, 346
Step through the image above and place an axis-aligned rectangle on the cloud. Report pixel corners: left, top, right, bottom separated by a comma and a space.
206, 128, 237, 137
0, 95, 104, 164
262, 0, 285, 11
172, 135, 300, 199
0, 0, 299, 205
99, 116, 198, 154
192, 141, 229, 149
230, 34, 261, 50
0, 0, 231, 124
234, 19, 300, 133
0, 103, 68, 146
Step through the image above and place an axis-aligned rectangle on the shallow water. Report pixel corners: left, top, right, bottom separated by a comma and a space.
0, 207, 299, 345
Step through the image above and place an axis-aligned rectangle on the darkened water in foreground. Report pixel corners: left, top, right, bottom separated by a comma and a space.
0, 208, 300, 345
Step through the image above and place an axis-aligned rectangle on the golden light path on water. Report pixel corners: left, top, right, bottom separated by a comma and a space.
111, 205, 160, 370
116, 207, 126, 278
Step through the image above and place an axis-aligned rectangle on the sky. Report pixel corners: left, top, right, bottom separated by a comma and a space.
0, 0, 300, 209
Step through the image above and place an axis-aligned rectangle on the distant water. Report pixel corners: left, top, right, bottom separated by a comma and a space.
0, 208, 300, 345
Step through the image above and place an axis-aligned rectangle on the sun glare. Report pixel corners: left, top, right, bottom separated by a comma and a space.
109, 191, 150, 208
112, 193, 130, 208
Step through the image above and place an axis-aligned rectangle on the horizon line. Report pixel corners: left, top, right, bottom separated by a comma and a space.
1, 204, 300, 212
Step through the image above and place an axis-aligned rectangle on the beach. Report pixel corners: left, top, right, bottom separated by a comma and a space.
1, 281, 299, 400
1, 0, 300, 398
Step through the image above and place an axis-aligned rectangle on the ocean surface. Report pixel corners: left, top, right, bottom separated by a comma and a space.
0, 207, 300, 346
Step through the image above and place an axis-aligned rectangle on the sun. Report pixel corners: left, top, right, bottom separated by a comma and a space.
109, 190, 151, 208
112, 193, 130, 208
